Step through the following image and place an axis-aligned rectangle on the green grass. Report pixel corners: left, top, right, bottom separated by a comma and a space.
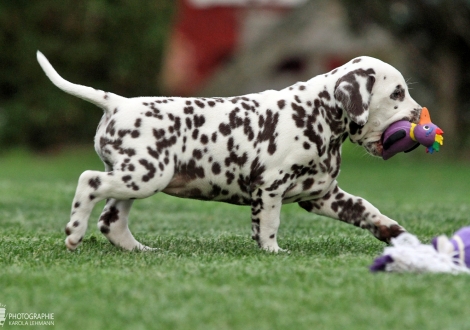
1, 144, 470, 329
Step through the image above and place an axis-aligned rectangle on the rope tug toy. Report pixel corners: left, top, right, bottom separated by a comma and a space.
370, 227, 470, 274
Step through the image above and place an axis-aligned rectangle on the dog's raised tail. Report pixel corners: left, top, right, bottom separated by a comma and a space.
37, 51, 122, 111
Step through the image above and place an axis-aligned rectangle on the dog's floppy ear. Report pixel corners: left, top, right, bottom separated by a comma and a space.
334, 68, 376, 126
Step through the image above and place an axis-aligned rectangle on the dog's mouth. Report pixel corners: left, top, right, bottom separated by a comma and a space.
365, 108, 422, 158
364, 140, 384, 157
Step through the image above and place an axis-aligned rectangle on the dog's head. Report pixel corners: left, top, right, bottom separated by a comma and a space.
334, 57, 421, 157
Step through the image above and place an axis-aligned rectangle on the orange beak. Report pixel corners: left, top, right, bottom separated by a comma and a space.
419, 107, 432, 125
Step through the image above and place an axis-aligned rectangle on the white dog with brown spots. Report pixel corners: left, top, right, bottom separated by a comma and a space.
37, 51, 421, 252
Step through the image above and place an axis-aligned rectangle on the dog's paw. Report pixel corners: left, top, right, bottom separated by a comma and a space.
65, 236, 82, 251
116, 240, 158, 252
261, 243, 288, 254
134, 245, 158, 252
375, 224, 406, 243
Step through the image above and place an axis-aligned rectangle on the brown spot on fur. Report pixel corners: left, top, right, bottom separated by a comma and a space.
100, 206, 120, 226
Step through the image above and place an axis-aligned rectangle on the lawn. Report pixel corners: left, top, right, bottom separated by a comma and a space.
1, 145, 469, 329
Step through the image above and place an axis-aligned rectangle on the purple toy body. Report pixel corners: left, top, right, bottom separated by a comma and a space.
381, 107, 444, 160
381, 120, 418, 160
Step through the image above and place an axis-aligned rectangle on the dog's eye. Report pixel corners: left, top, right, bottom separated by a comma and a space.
390, 86, 405, 101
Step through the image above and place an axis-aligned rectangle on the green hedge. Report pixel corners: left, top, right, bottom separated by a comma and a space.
0, 0, 174, 150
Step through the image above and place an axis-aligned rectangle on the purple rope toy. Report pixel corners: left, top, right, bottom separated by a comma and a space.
371, 227, 470, 274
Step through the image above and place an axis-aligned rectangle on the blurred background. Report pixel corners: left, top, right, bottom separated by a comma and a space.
1, 0, 470, 158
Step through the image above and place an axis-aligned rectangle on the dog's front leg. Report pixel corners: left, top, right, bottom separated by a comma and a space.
298, 184, 405, 243
251, 188, 284, 252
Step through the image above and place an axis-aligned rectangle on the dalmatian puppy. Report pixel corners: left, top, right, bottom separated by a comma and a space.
37, 51, 421, 252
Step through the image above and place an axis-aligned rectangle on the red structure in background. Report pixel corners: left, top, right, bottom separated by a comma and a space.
162, 1, 239, 96
161, 0, 301, 96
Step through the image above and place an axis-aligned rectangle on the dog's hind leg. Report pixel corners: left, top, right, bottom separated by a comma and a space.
98, 199, 154, 251
65, 169, 158, 250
